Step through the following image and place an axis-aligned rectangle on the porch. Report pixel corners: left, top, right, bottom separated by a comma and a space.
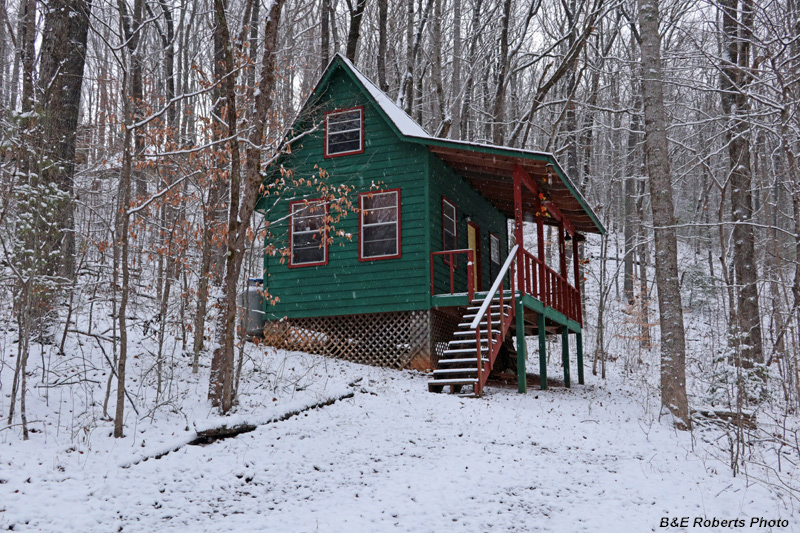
428, 164, 589, 395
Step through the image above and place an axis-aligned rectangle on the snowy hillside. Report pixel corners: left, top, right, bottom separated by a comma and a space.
1, 340, 796, 531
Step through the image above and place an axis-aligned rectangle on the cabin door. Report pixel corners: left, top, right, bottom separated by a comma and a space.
467, 222, 481, 292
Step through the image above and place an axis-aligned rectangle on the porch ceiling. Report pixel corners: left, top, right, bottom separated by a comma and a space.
425, 143, 605, 235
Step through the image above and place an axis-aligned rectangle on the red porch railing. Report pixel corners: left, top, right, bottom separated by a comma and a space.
430, 245, 581, 326
472, 245, 518, 395
430, 249, 474, 302
519, 248, 581, 325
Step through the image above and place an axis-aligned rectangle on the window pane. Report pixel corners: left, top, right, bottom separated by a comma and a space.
329, 129, 360, 144
293, 246, 324, 264
293, 232, 323, 248
443, 200, 456, 251
444, 232, 457, 251
360, 191, 399, 259
328, 111, 361, 132
363, 193, 396, 210
490, 235, 500, 264
293, 214, 324, 232
292, 203, 326, 264
327, 109, 362, 155
328, 132, 361, 154
292, 204, 325, 232
363, 224, 397, 257
363, 206, 397, 225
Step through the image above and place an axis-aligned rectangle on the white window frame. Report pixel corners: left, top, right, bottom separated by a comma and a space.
442, 197, 457, 253
289, 200, 328, 267
360, 190, 401, 261
325, 107, 363, 157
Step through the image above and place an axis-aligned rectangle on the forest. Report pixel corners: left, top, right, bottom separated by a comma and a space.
1, 0, 800, 518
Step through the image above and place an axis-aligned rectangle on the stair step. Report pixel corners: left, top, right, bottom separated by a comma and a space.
453, 329, 500, 336
458, 321, 503, 328
463, 312, 505, 320
447, 339, 492, 345
438, 358, 489, 365
467, 304, 511, 312
427, 378, 479, 385
443, 347, 489, 355
471, 292, 513, 305
433, 368, 478, 375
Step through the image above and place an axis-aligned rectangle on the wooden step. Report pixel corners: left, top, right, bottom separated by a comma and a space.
438, 357, 489, 365
447, 338, 491, 346
443, 347, 489, 355
428, 377, 479, 385
463, 312, 505, 320
433, 368, 478, 375
428, 377, 479, 393
458, 321, 504, 328
467, 304, 511, 312
471, 292, 513, 305
453, 329, 500, 336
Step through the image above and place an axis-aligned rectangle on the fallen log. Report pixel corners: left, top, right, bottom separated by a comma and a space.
692, 409, 756, 430
191, 392, 355, 444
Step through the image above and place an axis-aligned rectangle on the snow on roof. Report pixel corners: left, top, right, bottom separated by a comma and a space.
335, 54, 432, 139
314, 55, 604, 233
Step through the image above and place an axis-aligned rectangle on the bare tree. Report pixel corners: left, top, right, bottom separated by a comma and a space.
637, 0, 690, 429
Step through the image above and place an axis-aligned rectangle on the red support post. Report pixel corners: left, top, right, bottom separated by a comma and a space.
476, 327, 482, 395
573, 235, 582, 325
430, 256, 435, 296
536, 210, 545, 303
450, 253, 455, 295
467, 249, 474, 302
513, 166, 525, 295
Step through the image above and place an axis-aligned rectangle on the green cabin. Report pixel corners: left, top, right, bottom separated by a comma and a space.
257, 54, 605, 395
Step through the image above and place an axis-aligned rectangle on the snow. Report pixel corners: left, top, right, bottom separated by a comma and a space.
1, 235, 797, 531
336, 54, 432, 140
1, 341, 794, 531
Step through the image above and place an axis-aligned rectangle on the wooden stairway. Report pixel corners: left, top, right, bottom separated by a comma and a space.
428, 290, 516, 396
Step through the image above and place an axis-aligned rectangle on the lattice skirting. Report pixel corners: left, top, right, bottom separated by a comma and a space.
430, 308, 463, 369
263, 308, 468, 370
262, 310, 430, 369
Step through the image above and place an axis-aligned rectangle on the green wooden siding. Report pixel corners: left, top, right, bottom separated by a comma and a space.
429, 152, 509, 296
263, 68, 431, 320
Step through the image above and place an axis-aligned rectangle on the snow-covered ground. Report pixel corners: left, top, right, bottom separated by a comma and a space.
1, 342, 795, 532
1, 233, 798, 531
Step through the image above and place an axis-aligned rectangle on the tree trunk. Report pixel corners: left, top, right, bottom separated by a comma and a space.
450, 0, 462, 138
491, 0, 512, 145
321, 0, 330, 70
637, 0, 690, 429
208, 0, 286, 413
345, 0, 366, 63
38, 0, 92, 279
377, 0, 387, 90
720, 0, 763, 367
19, 0, 35, 114
114, 92, 134, 439
623, 98, 641, 305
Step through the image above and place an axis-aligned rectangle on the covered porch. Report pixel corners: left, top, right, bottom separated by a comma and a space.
423, 139, 605, 394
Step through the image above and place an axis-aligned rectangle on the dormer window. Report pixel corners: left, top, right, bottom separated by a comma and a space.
325, 107, 364, 157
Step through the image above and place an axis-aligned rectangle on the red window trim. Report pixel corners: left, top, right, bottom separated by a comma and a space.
442, 196, 457, 266
323, 106, 365, 159
288, 198, 329, 268
358, 188, 402, 262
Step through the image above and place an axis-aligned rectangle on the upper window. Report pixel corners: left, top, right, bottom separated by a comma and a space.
290, 200, 328, 267
442, 198, 457, 251
490, 233, 500, 265
325, 107, 364, 157
360, 190, 401, 260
